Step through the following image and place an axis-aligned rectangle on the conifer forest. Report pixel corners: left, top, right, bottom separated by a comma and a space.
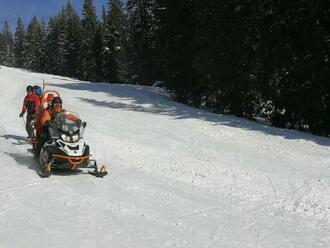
0, 0, 329, 136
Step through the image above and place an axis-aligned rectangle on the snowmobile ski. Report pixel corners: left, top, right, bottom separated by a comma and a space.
88, 165, 108, 178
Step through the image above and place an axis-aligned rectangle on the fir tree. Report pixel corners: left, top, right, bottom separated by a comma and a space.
80, 0, 98, 81
127, 0, 156, 84
154, 0, 199, 105
14, 17, 26, 68
63, 0, 82, 77
103, 0, 128, 83
0, 21, 14, 66
44, 9, 67, 75
94, 22, 105, 81
24, 16, 46, 71
193, 1, 259, 116
101, 5, 107, 25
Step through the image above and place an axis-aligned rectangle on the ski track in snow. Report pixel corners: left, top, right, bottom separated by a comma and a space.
0, 66, 329, 247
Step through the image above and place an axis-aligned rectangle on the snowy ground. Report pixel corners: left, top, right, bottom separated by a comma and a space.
0, 65, 329, 247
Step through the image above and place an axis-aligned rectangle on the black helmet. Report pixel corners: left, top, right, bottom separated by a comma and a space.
52, 97, 62, 105
52, 97, 63, 113
26, 85, 33, 92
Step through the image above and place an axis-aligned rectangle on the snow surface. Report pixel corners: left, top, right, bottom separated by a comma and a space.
0, 66, 330, 247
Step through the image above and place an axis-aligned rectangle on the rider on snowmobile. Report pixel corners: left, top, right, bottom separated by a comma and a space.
35, 96, 65, 157
19, 85, 40, 138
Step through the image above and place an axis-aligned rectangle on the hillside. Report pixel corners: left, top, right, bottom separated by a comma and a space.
0, 66, 329, 247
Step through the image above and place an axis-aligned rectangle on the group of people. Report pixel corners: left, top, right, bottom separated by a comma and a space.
19, 84, 64, 156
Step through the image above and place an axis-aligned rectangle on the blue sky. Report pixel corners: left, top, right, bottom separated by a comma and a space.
0, 0, 110, 30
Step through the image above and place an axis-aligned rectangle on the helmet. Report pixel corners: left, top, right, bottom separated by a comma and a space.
33, 85, 42, 96
52, 97, 62, 105
26, 85, 33, 92
51, 97, 63, 113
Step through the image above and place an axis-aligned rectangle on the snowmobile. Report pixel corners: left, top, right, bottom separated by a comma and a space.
38, 111, 108, 178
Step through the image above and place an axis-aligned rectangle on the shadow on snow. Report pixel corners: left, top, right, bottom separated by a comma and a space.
0, 134, 84, 177
4, 152, 39, 172
48, 82, 330, 147
0, 134, 28, 146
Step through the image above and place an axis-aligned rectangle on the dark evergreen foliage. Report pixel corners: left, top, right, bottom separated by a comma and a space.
0, 0, 328, 135
153, 0, 330, 135
14, 17, 26, 68
155, 0, 201, 105
0, 21, 14, 66
24, 16, 46, 72
63, 0, 82, 78
44, 10, 67, 75
103, 0, 128, 83
127, 0, 156, 84
80, 0, 98, 81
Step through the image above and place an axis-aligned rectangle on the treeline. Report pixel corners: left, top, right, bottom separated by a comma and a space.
0, 0, 329, 136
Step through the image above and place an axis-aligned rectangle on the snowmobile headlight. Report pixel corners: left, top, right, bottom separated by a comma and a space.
62, 125, 69, 132
72, 134, 79, 142
61, 134, 70, 142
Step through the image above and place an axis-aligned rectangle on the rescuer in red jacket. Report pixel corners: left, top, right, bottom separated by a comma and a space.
19, 85, 40, 138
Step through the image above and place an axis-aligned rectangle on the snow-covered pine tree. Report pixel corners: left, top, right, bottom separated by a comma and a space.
93, 22, 105, 81
63, 0, 82, 78
0, 21, 14, 66
44, 9, 67, 75
14, 17, 26, 68
127, 0, 156, 84
24, 16, 46, 72
103, 0, 128, 83
80, 0, 98, 81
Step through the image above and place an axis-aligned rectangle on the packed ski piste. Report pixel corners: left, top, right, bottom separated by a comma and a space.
0, 66, 330, 247
20, 81, 108, 178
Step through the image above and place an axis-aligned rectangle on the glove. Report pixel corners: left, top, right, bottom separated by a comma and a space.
19, 112, 24, 118
45, 120, 51, 128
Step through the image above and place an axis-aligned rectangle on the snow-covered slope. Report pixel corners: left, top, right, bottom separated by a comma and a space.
0, 66, 329, 247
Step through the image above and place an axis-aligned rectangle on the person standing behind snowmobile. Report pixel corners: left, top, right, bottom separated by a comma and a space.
19, 85, 40, 138
35, 97, 65, 157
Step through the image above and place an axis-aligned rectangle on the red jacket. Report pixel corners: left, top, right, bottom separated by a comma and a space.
22, 93, 40, 114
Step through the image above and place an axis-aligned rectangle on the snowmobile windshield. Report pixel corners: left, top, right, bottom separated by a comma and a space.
55, 111, 82, 134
